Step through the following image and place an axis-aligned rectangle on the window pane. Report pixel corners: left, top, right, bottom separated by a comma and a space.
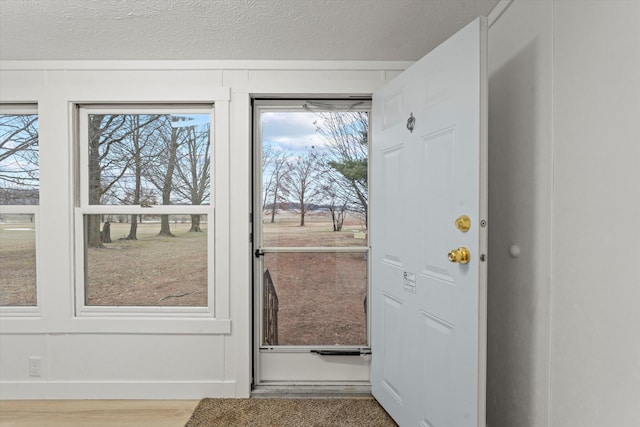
84, 214, 208, 307
87, 113, 211, 206
262, 252, 367, 346
0, 214, 36, 306
0, 114, 39, 205
261, 111, 368, 247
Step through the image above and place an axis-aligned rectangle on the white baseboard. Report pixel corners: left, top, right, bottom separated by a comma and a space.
0, 380, 237, 399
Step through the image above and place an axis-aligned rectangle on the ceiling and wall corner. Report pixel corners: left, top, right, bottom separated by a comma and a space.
0, 0, 498, 61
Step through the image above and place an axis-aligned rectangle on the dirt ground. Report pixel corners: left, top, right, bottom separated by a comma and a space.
1, 211, 368, 346
262, 212, 368, 346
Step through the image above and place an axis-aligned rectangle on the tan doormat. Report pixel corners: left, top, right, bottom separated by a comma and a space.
185, 397, 398, 426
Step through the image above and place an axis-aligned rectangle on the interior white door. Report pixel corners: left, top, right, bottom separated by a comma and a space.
371, 17, 488, 427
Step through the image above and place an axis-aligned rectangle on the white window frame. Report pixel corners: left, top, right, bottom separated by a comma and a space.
74, 103, 219, 318
0, 104, 40, 317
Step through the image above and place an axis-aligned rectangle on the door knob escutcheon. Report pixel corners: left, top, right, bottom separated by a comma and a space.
448, 247, 470, 264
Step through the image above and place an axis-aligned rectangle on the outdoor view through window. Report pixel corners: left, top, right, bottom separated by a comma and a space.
0, 109, 39, 306
258, 105, 369, 346
80, 109, 211, 307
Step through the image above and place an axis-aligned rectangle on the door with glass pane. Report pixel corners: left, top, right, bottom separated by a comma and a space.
253, 100, 371, 385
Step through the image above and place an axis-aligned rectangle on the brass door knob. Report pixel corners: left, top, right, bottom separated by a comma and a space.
448, 247, 470, 264
455, 215, 471, 232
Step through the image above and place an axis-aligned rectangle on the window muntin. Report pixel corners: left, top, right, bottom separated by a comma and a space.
77, 106, 212, 312
0, 105, 38, 308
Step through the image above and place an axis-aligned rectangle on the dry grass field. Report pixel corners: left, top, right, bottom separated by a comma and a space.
0, 218, 36, 306
85, 221, 208, 306
1, 211, 368, 346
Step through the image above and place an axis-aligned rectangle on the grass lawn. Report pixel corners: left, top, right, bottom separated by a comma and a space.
85, 220, 208, 307
0, 219, 36, 306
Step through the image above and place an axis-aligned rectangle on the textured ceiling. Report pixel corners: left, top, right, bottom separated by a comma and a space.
0, 0, 499, 61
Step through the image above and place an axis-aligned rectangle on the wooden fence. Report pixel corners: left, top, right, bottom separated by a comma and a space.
262, 269, 279, 346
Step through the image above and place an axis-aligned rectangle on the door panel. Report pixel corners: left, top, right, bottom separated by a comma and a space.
381, 292, 404, 402
371, 17, 488, 426
420, 311, 455, 427
380, 144, 406, 265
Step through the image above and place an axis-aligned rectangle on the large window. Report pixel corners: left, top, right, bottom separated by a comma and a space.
76, 106, 212, 313
0, 105, 39, 307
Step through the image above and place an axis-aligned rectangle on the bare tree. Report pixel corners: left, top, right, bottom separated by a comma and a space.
283, 147, 324, 227
119, 114, 162, 240
262, 144, 290, 223
157, 119, 181, 236
87, 114, 128, 247
172, 123, 211, 232
142, 115, 205, 236
88, 114, 163, 246
0, 114, 39, 204
324, 184, 349, 232
314, 112, 369, 228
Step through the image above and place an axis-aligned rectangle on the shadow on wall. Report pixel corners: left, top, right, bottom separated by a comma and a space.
487, 37, 551, 427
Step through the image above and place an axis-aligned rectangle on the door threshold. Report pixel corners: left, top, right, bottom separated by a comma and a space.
251, 384, 372, 399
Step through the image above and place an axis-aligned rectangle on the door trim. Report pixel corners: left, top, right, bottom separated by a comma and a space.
251, 98, 373, 387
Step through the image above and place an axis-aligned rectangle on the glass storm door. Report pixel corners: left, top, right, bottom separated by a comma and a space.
253, 100, 371, 385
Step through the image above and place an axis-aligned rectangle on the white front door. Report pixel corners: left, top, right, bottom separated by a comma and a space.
371, 17, 488, 426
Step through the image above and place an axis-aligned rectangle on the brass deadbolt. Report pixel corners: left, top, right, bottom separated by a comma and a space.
455, 215, 471, 232
448, 247, 471, 264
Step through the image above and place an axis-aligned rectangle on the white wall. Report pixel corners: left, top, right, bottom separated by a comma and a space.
0, 62, 408, 399
551, 1, 640, 426
487, 1, 553, 425
488, 0, 640, 426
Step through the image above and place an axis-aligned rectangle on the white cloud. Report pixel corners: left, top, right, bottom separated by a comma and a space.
261, 112, 329, 152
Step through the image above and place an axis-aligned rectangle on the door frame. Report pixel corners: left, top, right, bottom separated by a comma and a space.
251, 97, 373, 388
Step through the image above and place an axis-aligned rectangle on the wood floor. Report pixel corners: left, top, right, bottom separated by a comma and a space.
0, 400, 199, 427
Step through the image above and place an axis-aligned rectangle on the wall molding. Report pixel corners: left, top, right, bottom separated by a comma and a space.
0, 60, 414, 72
0, 380, 237, 399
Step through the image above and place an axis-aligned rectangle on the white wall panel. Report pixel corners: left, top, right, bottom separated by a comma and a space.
488, 1, 640, 426
0, 335, 47, 381
58, 70, 223, 88
46, 334, 226, 381
247, 69, 384, 82
0, 71, 45, 90
551, 2, 640, 426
